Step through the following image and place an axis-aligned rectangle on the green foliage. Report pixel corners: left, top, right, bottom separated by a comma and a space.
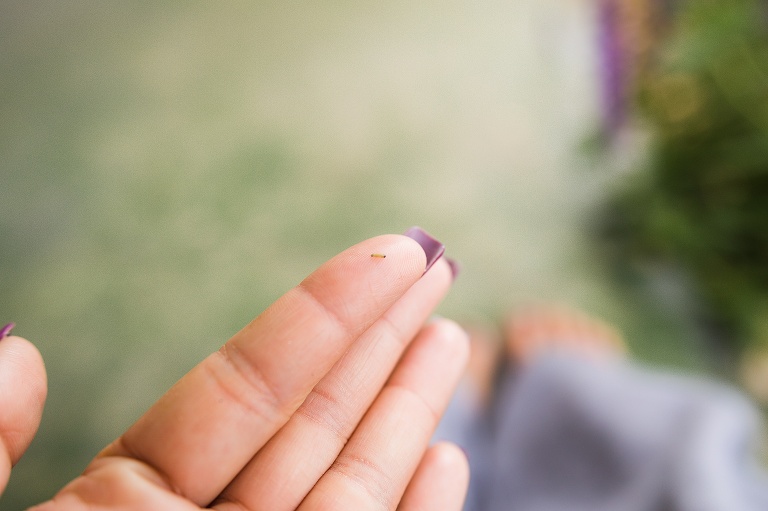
601, 0, 768, 349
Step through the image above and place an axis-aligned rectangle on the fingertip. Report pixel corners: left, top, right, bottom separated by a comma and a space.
389, 318, 471, 417
293, 234, 433, 341
0, 335, 48, 463
414, 257, 455, 298
0, 335, 48, 391
315, 234, 427, 289
425, 318, 471, 368
424, 442, 471, 502
399, 442, 470, 511
428, 441, 470, 474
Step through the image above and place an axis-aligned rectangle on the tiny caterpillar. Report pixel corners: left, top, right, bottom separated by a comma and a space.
370, 253, 386, 258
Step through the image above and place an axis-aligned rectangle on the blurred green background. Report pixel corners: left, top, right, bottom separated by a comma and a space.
598, 0, 768, 355
0, 0, 725, 507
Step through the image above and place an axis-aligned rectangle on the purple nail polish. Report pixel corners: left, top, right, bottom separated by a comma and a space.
445, 257, 461, 280
0, 323, 15, 340
403, 226, 445, 273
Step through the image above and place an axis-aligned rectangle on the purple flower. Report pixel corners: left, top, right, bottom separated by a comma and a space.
598, 0, 627, 136
597, 0, 678, 137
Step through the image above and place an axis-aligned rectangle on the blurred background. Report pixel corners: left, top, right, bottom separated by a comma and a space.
2, 0, 767, 507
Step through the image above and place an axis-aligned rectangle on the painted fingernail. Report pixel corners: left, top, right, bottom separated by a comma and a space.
0, 323, 15, 340
445, 257, 461, 280
403, 226, 445, 273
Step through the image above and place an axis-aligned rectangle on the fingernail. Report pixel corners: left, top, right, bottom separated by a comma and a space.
0, 323, 15, 340
403, 226, 445, 273
445, 257, 461, 280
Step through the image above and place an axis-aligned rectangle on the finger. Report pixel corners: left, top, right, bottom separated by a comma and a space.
214, 258, 455, 511
298, 319, 469, 510
97, 234, 433, 505
0, 329, 48, 495
397, 442, 469, 511
28, 457, 199, 511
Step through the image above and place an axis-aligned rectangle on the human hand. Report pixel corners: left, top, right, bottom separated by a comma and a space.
27, 231, 469, 510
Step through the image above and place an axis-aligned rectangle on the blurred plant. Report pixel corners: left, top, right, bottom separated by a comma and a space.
597, 0, 670, 132
596, 0, 768, 352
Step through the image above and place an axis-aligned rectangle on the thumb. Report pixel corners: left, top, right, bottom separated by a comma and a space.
0, 324, 48, 496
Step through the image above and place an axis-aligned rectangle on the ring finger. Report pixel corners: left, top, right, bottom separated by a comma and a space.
298, 317, 469, 510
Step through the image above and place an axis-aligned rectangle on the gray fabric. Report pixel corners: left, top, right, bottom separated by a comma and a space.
436, 353, 768, 511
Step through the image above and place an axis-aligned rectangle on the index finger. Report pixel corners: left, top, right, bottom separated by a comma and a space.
97, 232, 439, 505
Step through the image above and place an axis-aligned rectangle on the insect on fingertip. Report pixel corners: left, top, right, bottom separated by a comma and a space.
370, 253, 387, 258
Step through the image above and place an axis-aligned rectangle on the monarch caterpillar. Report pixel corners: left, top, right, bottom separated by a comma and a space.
370, 253, 386, 258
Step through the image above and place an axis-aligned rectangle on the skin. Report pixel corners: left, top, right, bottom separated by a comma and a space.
1, 234, 470, 510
